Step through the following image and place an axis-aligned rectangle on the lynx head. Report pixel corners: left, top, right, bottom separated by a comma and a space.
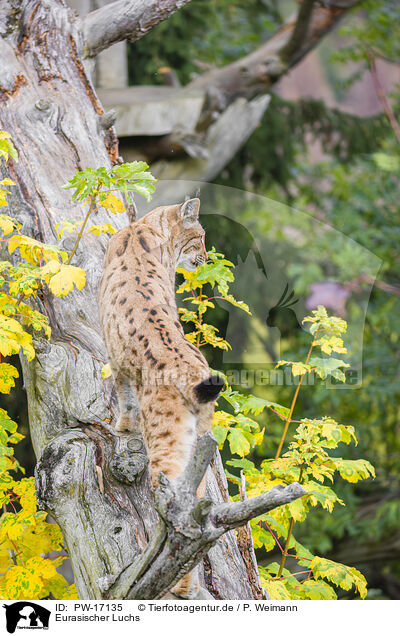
174, 198, 207, 271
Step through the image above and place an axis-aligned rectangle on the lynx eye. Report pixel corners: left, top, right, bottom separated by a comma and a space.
184, 238, 203, 252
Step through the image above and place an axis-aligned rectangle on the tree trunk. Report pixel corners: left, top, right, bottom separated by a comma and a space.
0, 0, 306, 600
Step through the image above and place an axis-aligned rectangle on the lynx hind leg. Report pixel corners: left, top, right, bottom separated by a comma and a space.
141, 388, 204, 599
113, 373, 140, 433
141, 387, 197, 487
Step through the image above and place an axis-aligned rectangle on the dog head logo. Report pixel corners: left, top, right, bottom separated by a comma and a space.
3, 602, 50, 633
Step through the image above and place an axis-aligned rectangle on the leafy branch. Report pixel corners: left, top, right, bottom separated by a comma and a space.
178, 256, 374, 600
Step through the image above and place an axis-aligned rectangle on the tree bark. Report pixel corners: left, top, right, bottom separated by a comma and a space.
0, 0, 307, 600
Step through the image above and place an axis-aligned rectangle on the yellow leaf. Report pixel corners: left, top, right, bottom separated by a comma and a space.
334, 458, 375, 483
261, 578, 293, 600
101, 363, 112, 379
0, 314, 30, 359
0, 178, 15, 186
212, 410, 235, 428
0, 214, 19, 235
26, 556, 59, 581
88, 223, 116, 236
0, 363, 19, 394
4, 565, 43, 599
16, 329, 35, 361
8, 235, 68, 265
59, 583, 78, 599
0, 546, 12, 572
40, 259, 61, 283
311, 556, 368, 599
47, 264, 86, 296
55, 219, 81, 238
99, 193, 125, 214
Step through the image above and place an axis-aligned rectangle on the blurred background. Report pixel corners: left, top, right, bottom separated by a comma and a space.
3, 0, 400, 599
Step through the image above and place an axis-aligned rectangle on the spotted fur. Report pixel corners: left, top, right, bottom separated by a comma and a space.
98, 198, 222, 599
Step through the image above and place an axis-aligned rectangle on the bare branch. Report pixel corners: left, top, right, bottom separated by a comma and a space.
83, 0, 193, 58
189, 0, 362, 100
280, 0, 316, 63
212, 483, 306, 531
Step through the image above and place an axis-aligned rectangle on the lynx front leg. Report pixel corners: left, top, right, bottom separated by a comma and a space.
113, 373, 140, 433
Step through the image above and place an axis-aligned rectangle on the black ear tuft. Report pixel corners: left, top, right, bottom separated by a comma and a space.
194, 375, 224, 403
180, 197, 200, 226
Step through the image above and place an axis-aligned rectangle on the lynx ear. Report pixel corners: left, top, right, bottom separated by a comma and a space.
180, 198, 200, 226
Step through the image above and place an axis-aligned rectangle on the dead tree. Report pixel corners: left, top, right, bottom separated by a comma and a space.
0, 0, 358, 598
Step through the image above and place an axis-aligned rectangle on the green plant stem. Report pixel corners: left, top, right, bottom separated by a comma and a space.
275, 333, 317, 460
66, 194, 97, 265
197, 286, 203, 348
277, 517, 295, 578
277, 464, 305, 578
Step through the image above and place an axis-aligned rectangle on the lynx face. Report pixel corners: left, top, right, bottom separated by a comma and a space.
172, 198, 207, 271
177, 223, 207, 271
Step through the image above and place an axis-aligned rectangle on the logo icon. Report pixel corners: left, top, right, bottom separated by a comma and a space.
3, 602, 50, 633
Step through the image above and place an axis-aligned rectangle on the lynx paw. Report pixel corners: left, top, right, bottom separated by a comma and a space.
171, 570, 199, 599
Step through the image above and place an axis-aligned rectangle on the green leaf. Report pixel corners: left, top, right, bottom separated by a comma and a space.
226, 457, 255, 470
227, 428, 251, 457
221, 388, 289, 418
300, 579, 337, 600
309, 356, 350, 381
372, 152, 399, 171
212, 425, 228, 448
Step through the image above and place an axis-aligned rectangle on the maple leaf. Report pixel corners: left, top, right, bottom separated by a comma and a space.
47, 264, 86, 297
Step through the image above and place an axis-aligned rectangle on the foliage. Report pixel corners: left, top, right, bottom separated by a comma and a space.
259, 125, 400, 588
62, 161, 155, 265
179, 261, 374, 600
217, 93, 391, 193
0, 133, 77, 599
0, 135, 156, 599
333, 0, 400, 67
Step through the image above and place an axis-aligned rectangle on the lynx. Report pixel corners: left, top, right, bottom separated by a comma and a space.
98, 198, 223, 598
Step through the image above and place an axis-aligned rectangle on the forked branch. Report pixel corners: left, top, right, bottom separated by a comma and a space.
106, 432, 306, 599
189, 0, 362, 100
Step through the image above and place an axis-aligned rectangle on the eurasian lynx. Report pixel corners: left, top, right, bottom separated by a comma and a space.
98, 198, 223, 598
